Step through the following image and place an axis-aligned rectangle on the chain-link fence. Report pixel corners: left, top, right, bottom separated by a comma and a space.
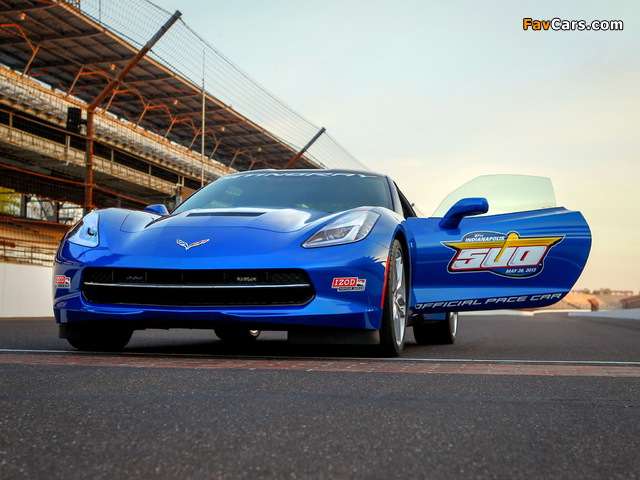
74, 0, 367, 171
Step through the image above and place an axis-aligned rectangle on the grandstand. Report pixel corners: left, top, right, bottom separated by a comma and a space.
0, 0, 366, 269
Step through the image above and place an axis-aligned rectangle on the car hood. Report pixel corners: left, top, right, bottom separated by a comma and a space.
120, 207, 330, 234
60, 205, 394, 268
70, 207, 338, 265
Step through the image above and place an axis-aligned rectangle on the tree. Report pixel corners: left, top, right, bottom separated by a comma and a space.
0, 188, 20, 216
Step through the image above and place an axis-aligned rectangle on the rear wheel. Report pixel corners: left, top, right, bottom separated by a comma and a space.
378, 239, 408, 357
214, 327, 261, 344
413, 312, 458, 345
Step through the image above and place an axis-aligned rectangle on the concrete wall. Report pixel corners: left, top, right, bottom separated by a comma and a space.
0, 262, 53, 318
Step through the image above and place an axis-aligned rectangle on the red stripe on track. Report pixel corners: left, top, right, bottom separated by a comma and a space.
2, 352, 640, 377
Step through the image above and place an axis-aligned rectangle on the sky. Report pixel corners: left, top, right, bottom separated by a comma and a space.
151, 0, 639, 292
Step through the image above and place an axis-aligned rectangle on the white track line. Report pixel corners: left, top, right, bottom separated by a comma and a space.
1, 348, 639, 366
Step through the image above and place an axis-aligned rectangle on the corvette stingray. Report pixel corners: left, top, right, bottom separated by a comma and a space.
53, 170, 591, 356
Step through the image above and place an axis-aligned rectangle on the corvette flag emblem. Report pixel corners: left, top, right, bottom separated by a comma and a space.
176, 238, 210, 251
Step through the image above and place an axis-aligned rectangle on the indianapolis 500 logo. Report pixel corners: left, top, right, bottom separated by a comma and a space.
443, 231, 563, 278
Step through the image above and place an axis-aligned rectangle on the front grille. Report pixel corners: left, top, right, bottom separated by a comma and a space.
82, 267, 315, 307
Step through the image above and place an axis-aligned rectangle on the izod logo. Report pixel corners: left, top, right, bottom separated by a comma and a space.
332, 277, 366, 291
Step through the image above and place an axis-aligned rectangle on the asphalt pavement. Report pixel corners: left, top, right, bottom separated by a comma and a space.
0, 312, 639, 479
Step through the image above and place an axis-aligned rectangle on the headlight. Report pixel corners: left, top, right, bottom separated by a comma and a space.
68, 211, 100, 248
302, 211, 379, 248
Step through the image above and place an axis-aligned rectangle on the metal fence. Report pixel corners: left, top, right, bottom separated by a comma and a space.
74, 0, 367, 171
0, 237, 57, 267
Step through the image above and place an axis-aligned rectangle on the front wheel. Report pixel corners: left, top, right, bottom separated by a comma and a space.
377, 239, 408, 357
413, 312, 458, 345
65, 327, 133, 352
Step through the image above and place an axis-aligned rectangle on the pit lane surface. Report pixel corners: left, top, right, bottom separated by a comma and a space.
1, 312, 639, 479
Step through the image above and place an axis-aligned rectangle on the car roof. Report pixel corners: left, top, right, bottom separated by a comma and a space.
229, 169, 387, 178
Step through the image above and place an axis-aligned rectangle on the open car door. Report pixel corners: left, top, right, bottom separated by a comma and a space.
404, 175, 591, 314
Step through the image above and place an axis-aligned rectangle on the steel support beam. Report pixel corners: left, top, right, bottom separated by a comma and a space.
83, 10, 182, 214
284, 127, 326, 169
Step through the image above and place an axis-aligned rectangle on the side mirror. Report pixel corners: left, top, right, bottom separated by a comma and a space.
439, 197, 488, 230
144, 204, 169, 216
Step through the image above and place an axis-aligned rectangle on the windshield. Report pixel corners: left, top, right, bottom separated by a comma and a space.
173, 171, 393, 214
432, 175, 556, 217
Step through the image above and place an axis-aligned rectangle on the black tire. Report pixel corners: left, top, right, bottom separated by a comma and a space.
214, 327, 261, 344
66, 328, 133, 352
413, 312, 458, 345
378, 239, 409, 357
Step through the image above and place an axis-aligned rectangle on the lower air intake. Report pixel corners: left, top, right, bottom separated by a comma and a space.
82, 267, 315, 307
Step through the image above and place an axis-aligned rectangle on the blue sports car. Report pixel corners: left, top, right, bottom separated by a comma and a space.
53, 170, 591, 356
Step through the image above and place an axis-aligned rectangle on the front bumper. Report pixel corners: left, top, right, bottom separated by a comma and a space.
53, 241, 388, 331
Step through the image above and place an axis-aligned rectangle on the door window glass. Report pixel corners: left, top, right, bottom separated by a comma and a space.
432, 175, 556, 217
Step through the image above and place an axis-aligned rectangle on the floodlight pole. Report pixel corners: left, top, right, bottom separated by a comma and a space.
200, 48, 206, 187
83, 10, 182, 214
284, 127, 326, 169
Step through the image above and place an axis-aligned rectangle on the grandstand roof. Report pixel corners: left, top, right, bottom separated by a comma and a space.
0, 0, 321, 172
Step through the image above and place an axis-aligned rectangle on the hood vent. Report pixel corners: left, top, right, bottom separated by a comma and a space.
187, 212, 264, 217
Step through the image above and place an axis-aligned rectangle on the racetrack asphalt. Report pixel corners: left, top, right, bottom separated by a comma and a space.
0, 312, 639, 479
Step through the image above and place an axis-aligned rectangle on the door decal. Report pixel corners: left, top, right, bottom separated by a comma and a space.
442, 231, 563, 278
